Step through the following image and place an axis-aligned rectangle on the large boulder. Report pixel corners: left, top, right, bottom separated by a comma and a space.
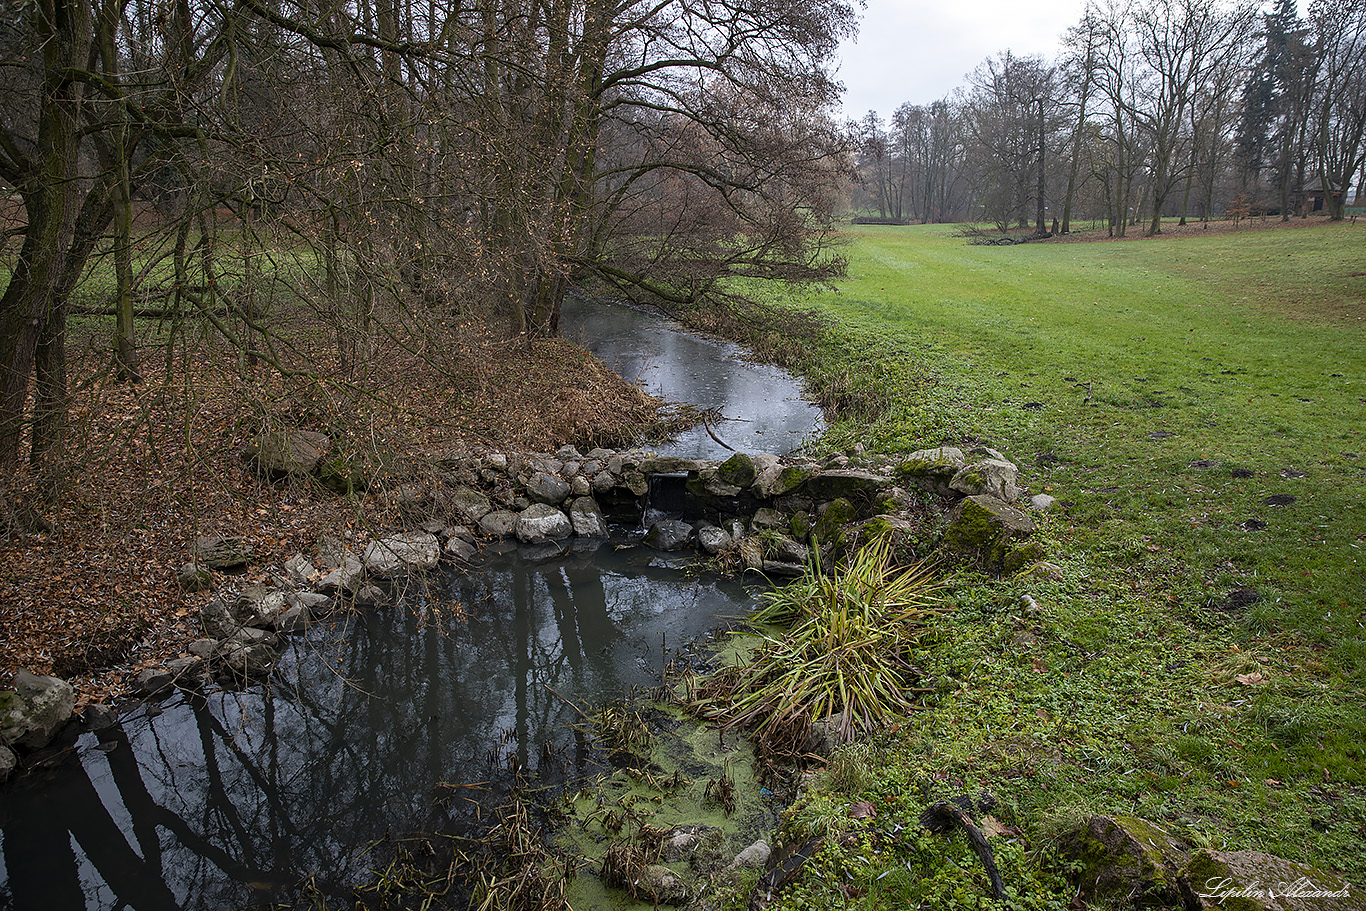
479, 510, 519, 537
644, 520, 694, 552
569, 497, 609, 538
246, 427, 331, 478
234, 586, 288, 629
1052, 815, 1190, 908
193, 535, 252, 570
799, 469, 892, 501
0, 671, 75, 751
526, 471, 571, 505
200, 598, 241, 639
516, 504, 573, 543
943, 494, 1035, 566
896, 446, 967, 495
363, 531, 440, 577
1180, 849, 1365, 911
697, 525, 732, 555
448, 485, 492, 522
717, 452, 758, 488
949, 458, 1021, 502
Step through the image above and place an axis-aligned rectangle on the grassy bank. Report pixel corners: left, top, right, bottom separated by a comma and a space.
711, 221, 1366, 906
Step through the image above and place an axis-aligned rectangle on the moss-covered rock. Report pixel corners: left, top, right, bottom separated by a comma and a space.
895, 446, 967, 495
756, 464, 816, 498
1180, 849, 1366, 911
942, 494, 1035, 567
799, 469, 892, 501
949, 458, 1021, 502
717, 452, 757, 488
315, 453, 366, 495
1052, 814, 1191, 908
812, 497, 857, 546
788, 511, 813, 542
1001, 541, 1047, 574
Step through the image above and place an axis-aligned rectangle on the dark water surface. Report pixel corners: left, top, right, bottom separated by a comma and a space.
561, 296, 822, 458
0, 299, 819, 910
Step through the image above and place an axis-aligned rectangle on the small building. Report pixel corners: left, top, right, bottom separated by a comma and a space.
1301, 177, 1348, 213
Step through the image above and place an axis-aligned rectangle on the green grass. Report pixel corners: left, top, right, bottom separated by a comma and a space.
716, 222, 1366, 906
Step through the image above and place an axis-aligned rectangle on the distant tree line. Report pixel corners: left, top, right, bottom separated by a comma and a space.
0, 0, 854, 527
848, 0, 1366, 235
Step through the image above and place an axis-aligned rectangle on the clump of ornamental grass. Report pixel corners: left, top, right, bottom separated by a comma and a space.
691, 535, 942, 749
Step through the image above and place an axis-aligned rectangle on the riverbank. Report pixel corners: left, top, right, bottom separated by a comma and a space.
0, 321, 675, 708
659, 220, 1366, 902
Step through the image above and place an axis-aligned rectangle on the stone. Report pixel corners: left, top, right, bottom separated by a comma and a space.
314, 536, 354, 569
0, 745, 15, 783
234, 586, 288, 628
165, 656, 207, 688
755, 463, 816, 498
1179, 849, 1365, 911
561, 460, 581, 477
569, 497, 610, 538
136, 667, 175, 697
644, 519, 694, 551
526, 471, 571, 505
762, 560, 806, 577
193, 535, 252, 570
364, 531, 440, 576
447, 525, 476, 543
283, 553, 318, 585
200, 598, 240, 639
731, 840, 772, 870
188, 638, 219, 659
511, 496, 531, 511
570, 475, 592, 497
943, 494, 1036, 567
1052, 815, 1190, 909
751, 507, 787, 530
772, 535, 810, 565
228, 626, 279, 648
633, 864, 688, 905
316, 454, 365, 495
446, 485, 492, 522
216, 642, 278, 679
896, 446, 967, 494
0, 671, 75, 750
516, 503, 573, 543
486, 452, 509, 469
801, 469, 892, 501
555, 444, 584, 461
317, 556, 364, 595
586, 448, 615, 461
1020, 561, 1066, 582
737, 537, 765, 571
621, 470, 649, 497
479, 510, 519, 537
1001, 541, 1047, 574
662, 825, 712, 861
812, 497, 857, 545
277, 605, 310, 634
949, 458, 1021, 502
352, 583, 386, 608
697, 525, 732, 555
639, 456, 706, 474
692, 467, 742, 498
968, 445, 1010, 463
246, 427, 331, 477
177, 562, 213, 592
1029, 493, 1058, 511
82, 703, 118, 731
444, 536, 477, 561
288, 590, 331, 613
592, 471, 616, 494
722, 518, 747, 540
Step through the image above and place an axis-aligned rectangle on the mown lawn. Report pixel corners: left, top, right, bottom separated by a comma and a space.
730, 222, 1366, 908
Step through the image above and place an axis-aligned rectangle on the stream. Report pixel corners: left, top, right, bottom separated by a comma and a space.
0, 298, 821, 911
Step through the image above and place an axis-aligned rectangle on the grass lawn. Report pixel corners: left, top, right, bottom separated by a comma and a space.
724, 221, 1366, 908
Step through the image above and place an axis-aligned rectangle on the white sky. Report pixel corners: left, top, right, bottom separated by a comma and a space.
835, 0, 1092, 121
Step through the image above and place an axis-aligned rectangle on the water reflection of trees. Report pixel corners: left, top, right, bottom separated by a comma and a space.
0, 546, 754, 909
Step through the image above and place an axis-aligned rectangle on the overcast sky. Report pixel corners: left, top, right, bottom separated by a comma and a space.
835, 0, 1091, 121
